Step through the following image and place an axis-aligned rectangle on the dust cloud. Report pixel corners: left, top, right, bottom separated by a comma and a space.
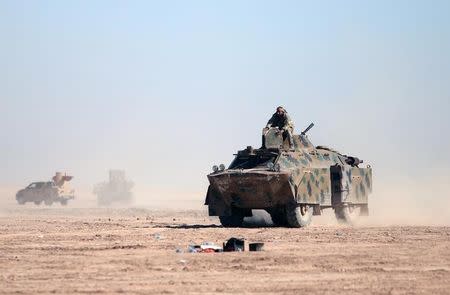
363, 181, 450, 226
1, 176, 449, 226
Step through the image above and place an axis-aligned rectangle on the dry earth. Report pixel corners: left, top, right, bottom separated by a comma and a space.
0, 208, 449, 294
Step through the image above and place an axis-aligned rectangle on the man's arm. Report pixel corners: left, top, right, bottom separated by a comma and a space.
266, 114, 275, 128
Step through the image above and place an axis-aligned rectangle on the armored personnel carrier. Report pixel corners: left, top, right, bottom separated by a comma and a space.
16, 172, 75, 206
205, 123, 372, 227
93, 170, 134, 206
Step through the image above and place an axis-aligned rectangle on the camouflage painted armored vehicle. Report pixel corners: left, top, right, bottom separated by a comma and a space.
93, 170, 134, 206
16, 172, 75, 206
205, 123, 372, 227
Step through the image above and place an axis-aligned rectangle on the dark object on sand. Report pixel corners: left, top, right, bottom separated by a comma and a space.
249, 242, 264, 251
223, 238, 245, 252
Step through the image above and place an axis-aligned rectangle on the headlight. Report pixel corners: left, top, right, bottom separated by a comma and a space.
219, 164, 225, 171
212, 165, 219, 173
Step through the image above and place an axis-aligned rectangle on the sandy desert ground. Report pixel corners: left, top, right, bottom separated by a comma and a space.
0, 207, 449, 295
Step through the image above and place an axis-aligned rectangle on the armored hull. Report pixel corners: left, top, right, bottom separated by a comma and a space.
205, 125, 372, 227
208, 170, 292, 209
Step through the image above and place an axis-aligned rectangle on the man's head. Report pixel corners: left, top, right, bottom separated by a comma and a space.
276, 106, 286, 116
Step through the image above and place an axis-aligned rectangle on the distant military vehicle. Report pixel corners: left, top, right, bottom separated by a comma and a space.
16, 172, 75, 206
205, 123, 372, 227
93, 170, 134, 206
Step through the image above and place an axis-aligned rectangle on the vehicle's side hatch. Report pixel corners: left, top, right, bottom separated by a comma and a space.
330, 165, 344, 206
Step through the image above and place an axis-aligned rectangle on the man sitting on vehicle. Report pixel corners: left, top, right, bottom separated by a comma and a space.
265, 106, 295, 149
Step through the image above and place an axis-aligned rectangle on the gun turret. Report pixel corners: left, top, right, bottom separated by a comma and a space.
52, 172, 73, 187
301, 123, 314, 135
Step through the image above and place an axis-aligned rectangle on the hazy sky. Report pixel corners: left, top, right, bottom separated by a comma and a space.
1, 1, 449, 202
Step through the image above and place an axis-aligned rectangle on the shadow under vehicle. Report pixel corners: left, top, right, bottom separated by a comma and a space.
205, 123, 373, 227
93, 170, 134, 206
16, 172, 75, 206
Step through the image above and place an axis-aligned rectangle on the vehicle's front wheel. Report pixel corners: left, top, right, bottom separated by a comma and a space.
44, 199, 53, 206
17, 198, 25, 205
34, 200, 42, 205
286, 204, 313, 228
60, 200, 68, 206
219, 215, 244, 227
268, 208, 288, 226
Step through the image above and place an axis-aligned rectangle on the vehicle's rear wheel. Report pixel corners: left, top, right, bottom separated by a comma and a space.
17, 198, 25, 205
334, 205, 360, 225
34, 201, 42, 205
44, 199, 53, 206
219, 215, 244, 227
286, 204, 313, 228
268, 208, 288, 226
60, 200, 68, 206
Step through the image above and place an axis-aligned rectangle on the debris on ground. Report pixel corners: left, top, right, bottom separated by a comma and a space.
188, 242, 223, 253
249, 242, 264, 251
180, 238, 264, 253
223, 237, 245, 252
201, 242, 223, 251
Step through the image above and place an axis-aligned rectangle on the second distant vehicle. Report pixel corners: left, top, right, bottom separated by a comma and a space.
93, 170, 134, 206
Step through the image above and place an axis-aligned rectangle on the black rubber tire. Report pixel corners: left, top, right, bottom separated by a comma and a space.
334, 205, 359, 225
60, 200, 68, 206
17, 198, 25, 205
286, 204, 313, 228
269, 209, 288, 226
34, 201, 42, 205
44, 199, 53, 206
219, 215, 244, 227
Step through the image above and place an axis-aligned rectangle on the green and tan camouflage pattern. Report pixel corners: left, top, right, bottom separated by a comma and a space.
205, 127, 372, 216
